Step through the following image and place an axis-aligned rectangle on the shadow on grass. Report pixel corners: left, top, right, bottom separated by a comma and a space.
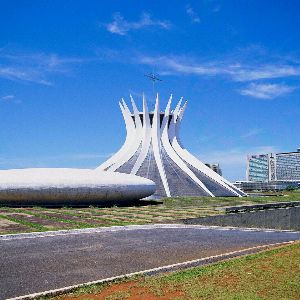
0, 198, 162, 209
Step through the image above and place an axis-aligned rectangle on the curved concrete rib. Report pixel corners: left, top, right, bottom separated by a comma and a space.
171, 105, 246, 197
151, 94, 170, 197
131, 95, 152, 175
168, 97, 184, 149
130, 94, 143, 138
96, 101, 134, 171
108, 99, 142, 172
161, 97, 214, 197
173, 97, 183, 116
172, 101, 188, 146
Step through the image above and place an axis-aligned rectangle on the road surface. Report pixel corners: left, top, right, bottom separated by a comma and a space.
1, 224, 299, 299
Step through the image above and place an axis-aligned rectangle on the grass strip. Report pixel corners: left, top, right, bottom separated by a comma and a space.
47, 242, 300, 300
32, 208, 149, 227
118, 208, 221, 219
59, 206, 219, 219
1, 208, 95, 229
0, 214, 47, 232
141, 242, 300, 300
162, 194, 300, 208
78, 208, 152, 223
2, 207, 149, 229
53, 209, 140, 223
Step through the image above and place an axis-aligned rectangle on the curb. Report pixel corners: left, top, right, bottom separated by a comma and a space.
218, 201, 300, 213
1, 223, 299, 241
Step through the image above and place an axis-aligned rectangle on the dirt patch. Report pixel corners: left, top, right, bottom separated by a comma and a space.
1, 212, 32, 217
78, 207, 217, 223
0, 226, 31, 234
112, 213, 151, 219
59, 280, 185, 300
61, 210, 95, 216
0, 214, 33, 234
0, 218, 19, 227
214, 272, 241, 289
31, 211, 110, 226
0, 223, 31, 234
7, 213, 74, 229
151, 217, 175, 221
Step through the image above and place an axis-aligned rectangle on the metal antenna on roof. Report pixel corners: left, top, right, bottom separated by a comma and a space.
144, 70, 162, 110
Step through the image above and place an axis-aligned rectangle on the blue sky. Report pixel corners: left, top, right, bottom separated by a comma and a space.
1, 0, 300, 181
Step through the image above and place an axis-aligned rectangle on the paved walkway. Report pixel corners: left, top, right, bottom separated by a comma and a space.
1, 224, 299, 299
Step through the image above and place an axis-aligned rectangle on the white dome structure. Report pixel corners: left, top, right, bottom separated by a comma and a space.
97, 94, 246, 198
0, 168, 156, 206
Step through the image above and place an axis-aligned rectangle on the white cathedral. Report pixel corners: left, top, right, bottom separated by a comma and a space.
98, 94, 246, 198
0, 93, 246, 206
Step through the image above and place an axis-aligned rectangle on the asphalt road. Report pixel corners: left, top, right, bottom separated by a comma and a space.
1, 224, 300, 299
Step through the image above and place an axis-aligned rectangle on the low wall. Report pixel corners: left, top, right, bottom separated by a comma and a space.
181, 206, 300, 231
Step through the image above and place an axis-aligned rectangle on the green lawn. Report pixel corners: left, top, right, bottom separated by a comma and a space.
49, 242, 300, 300
0, 190, 299, 235
162, 189, 300, 207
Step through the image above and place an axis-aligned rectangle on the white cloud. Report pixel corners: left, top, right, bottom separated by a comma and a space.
138, 55, 300, 82
239, 83, 295, 99
0, 51, 84, 85
0, 94, 21, 104
186, 5, 200, 23
241, 128, 262, 138
139, 55, 220, 75
105, 13, 171, 35
231, 65, 300, 81
0, 67, 52, 85
1, 94, 14, 101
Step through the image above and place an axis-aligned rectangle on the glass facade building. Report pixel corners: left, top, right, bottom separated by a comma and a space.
247, 148, 300, 182
247, 154, 269, 182
234, 180, 299, 191
276, 152, 300, 180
